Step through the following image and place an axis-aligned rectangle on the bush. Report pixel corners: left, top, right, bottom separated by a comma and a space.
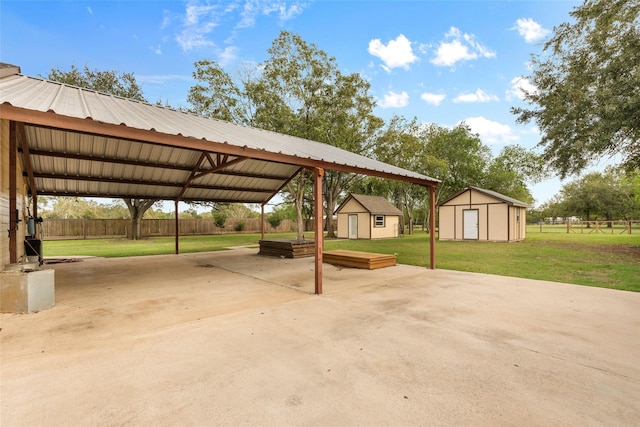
214, 212, 227, 228
234, 221, 246, 232
267, 213, 282, 228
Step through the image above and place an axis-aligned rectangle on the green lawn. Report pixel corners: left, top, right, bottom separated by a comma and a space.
43, 226, 640, 292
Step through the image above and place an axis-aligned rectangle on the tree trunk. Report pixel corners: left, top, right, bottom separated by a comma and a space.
324, 185, 339, 239
287, 172, 309, 241
124, 199, 158, 240
424, 208, 430, 234
400, 187, 414, 235
295, 194, 305, 240
406, 209, 414, 235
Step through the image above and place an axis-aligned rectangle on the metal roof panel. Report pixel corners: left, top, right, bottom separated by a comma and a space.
2, 71, 439, 205
2, 74, 439, 184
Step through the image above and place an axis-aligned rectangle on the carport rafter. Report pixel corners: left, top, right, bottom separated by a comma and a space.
28, 149, 293, 181
30, 173, 278, 194
32, 190, 269, 204
176, 153, 250, 202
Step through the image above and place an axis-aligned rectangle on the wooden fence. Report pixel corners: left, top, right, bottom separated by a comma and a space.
566, 220, 640, 234
40, 218, 299, 240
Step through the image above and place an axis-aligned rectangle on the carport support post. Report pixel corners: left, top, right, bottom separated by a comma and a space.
261, 204, 265, 241
429, 185, 436, 269
314, 168, 324, 295
174, 201, 179, 254
9, 121, 18, 263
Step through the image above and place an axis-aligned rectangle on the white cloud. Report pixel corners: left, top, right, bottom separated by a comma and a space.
176, 1, 219, 51
176, 1, 308, 53
161, 12, 171, 30
513, 18, 550, 43
506, 76, 537, 101
151, 44, 162, 55
421, 92, 446, 106
238, 0, 308, 28
218, 46, 239, 66
463, 116, 519, 145
368, 34, 418, 71
378, 91, 409, 108
431, 27, 495, 67
137, 74, 193, 85
87, 6, 93, 15
453, 88, 499, 103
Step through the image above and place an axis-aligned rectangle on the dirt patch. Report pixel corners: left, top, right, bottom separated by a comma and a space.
542, 241, 640, 258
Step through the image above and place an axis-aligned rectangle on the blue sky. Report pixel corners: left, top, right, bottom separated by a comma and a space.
1, 0, 583, 206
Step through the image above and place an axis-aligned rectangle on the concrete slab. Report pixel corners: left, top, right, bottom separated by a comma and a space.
1, 249, 639, 425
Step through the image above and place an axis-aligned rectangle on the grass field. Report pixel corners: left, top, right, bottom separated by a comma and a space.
43, 225, 640, 292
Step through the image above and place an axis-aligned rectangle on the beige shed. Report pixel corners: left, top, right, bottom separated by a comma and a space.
336, 194, 403, 239
438, 187, 528, 242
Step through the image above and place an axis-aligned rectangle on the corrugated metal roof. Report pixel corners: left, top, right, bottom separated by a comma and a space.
0, 69, 439, 204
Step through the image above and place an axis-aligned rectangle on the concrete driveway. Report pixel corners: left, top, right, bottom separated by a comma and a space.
1, 248, 639, 426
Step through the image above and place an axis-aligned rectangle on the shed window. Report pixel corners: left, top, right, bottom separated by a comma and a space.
516, 208, 521, 223
374, 215, 385, 227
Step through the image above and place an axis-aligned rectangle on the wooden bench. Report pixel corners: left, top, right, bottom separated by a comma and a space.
322, 250, 396, 270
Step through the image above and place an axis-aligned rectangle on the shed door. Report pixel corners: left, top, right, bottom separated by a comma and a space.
463, 209, 479, 240
348, 215, 358, 239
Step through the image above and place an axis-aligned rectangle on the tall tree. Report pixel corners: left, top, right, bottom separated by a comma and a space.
46, 65, 158, 239
512, 0, 640, 178
188, 60, 255, 124
558, 169, 639, 223
482, 145, 548, 204
252, 32, 382, 238
422, 122, 491, 203
190, 31, 382, 239
374, 116, 447, 234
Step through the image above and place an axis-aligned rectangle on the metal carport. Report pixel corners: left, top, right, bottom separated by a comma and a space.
0, 63, 440, 294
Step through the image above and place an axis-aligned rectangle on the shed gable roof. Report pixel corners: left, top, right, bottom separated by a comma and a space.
336, 194, 403, 216
438, 186, 529, 208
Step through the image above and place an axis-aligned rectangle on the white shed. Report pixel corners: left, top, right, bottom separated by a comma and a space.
335, 194, 403, 239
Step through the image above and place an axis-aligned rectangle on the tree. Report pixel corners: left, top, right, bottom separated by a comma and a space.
42, 197, 99, 219
537, 196, 567, 224
46, 65, 158, 239
622, 168, 640, 217
369, 119, 497, 234
46, 65, 145, 100
422, 122, 491, 203
373, 116, 447, 234
249, 31, 382, 238
558, 168, 638, 224
189, 33, 382, 239
482, 145, 548, 204
124, 199, 157, 239
512, 0, 640, 178
188, 60, 254, 123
